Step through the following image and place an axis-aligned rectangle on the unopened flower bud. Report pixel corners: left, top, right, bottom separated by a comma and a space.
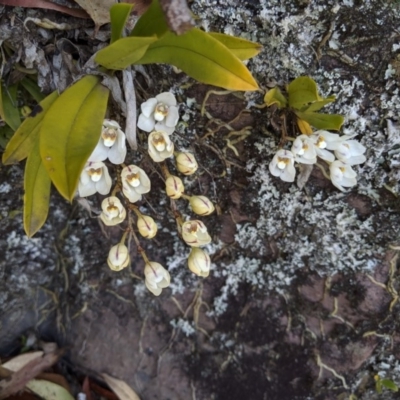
175, 152, 198, 175
188, 248, 211, 277
137, 215, 158, 239
165, 175, 184, 199
182, 220, 211, 247
107, 243, 130, 271
144, 262, 171, 296
189, 195, 215, 216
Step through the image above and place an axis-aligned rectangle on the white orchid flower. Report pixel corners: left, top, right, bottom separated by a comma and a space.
121, 165, 151, 203
269, 150, 296, 182
182, 220, 211, 247
144, 262, 171, 296
291, 134, 317, 164
148, 131, 174, 162
137, 92, 179, 135
188, 248, 211, 278
310, 130, 349, 162
89, 119, 127, 165
78, 161, 112, 197
100, 196, 126, 226
329, 160, 358, 191
334, 140, 366, 165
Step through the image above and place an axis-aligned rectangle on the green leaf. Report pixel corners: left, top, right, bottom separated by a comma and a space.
295, 110, 345, 131
110, 3, 134, 44
0, 124, 14, 149
288, 76, 321, 109
135, 28, 259, 91
23, 139, 51, 238
130, 0, 168, 38
0, 82, 21, 131
264, 87, 287, 108
40, 75, 110, 201
381, 379, 399, 392
95, 36, 157, 70
303, 96, 336, 112
27, 379, 74, 400
208, 32, 262, 60
2, 91, 59, 165
20, 77, 46, 103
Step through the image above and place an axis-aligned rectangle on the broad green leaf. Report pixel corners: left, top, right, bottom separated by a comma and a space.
303, 96, 336, 112
130, 0, 168, 38
95, 36, 157, 70
27, 379, 74, 400
110, 3, 134, 44
264, 87, 287, 108
20, 77, 46, 103
135, 28, 259, 91
40, 75, 109, 201
2, 91, 59, 165
288, 76, 321, 109
0, 82, 21, 131
208, 32, 262, 61
24, 139, 51, 237
381, 379, 399, 392
295, 110, 344, 131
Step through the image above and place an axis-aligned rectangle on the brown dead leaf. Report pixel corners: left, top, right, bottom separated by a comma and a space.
73, 0, 116, 28
102, 373, 141, 400
36, 373, 71, 393
0, 349, 62, 400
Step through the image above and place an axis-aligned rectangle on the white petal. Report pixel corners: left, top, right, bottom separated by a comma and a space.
340, 176, 357, 187
108, 131, 127, 164
123, 187, 141, 203
337, 154, 366, 165
347, 140, 366, 155
103, 119, 121, 129
155, 122, 175, 135
295, 156, 317, 164
165, 106, 179, 127
281, 163, 296, 182
316, 148, 335, 162
96, 168, 112, 195
78, 180, 96, 197
156, 92, 177, 106
138, 114, 156, 132
80, 169, 91, 186
89, 140, 108, 162
141, 98, 157, 118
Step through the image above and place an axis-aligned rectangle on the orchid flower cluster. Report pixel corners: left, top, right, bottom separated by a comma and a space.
269, 130, 367, 191
77, 92, 214, 296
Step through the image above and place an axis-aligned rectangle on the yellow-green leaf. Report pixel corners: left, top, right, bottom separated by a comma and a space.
24, 139, 51, 237
40, 76, 109, 201
26, 379, 74, 400
130, 0, 168, 38
135, 28, 259, 91
95, 36, 157, 70
381, 379, 399, 392
0, 82, 21, 131
208, 32, 262, 61
2, 91, 59, 165
303, 96, 336, 112
110, 3, 134, 44
20, 77, 46, 103
264, 87, 287, 108
288, 76, 321, 109
295, 110, 344, 131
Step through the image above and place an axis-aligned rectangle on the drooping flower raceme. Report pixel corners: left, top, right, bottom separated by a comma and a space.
333, 140, 366, 165
138, 92, 179, 135
269, 150, 296, 182
182, 220, 211, 247
291, 134, 317, 164
144, 262, 171, 296
89, 119, 127, 165
107, 243, 130, 271
148, 131, 174, 162
329, 160, 358, 191
78, 161, 112, 197
121, 165, 151, 203
100, 196, 126, 226
188, 248, 211, 277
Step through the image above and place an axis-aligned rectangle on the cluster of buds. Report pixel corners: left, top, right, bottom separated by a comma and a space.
269, 130, 366, 191
77, 92, 215, 297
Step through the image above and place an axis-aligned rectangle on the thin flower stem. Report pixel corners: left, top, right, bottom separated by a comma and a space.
160, 162, 171, 179
128, 212, 150, 264
180, 193, 191, 201
315, 162, 331, 180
